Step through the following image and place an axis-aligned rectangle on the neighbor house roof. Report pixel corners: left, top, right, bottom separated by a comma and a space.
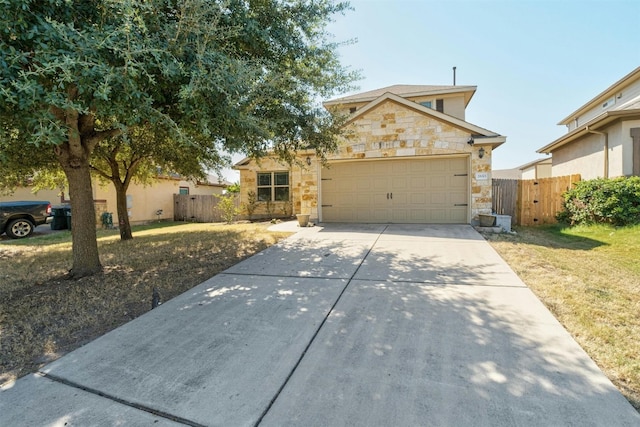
538, 67, 640, 154
324, 85, 477, 108
518, 157, 552, 171
538, 106, 640, 154
558, 66, 640, 125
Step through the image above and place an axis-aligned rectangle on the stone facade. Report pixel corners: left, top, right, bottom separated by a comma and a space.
237, 88, 503, 224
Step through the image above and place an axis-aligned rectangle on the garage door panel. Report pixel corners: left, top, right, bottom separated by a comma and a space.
321, 158, 469, 223
429, 192, 447, 204
410, 193, 426, 204
410, 177, 427, 190
373, 177, 388, 189
451, 175, 468, 187
356, 180, 373, 191
449, 157, 467, 170
450, 192, 468, 205
430, 176, 447, 188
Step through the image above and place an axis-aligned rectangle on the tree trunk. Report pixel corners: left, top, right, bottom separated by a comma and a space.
114, 180, 133, 240
62, 160, 102, 278
54, 100, 103, 278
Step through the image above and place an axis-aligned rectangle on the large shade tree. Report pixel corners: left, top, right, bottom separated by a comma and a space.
0, 0, 357, 278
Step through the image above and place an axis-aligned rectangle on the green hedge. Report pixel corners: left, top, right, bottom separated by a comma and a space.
558, 177, 640, 226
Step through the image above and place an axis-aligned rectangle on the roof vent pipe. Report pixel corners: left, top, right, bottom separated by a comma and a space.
586, 126, 609, 178
453, 66, 457, 86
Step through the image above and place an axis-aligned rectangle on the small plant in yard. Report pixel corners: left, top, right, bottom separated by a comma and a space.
281, 200, 292, 217
215, 193, 239, 224
265, 199, 275, 217
243, 190, 257, 219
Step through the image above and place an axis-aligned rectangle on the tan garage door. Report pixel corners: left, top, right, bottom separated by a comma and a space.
321, 157, 469, 223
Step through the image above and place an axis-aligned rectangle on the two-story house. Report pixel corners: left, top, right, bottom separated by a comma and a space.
538, 66, 640, 179
235, 84, 506, 224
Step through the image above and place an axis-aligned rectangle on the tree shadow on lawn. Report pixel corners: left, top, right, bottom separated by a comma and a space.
485, 224, 607, 251
0, 226, 285, 391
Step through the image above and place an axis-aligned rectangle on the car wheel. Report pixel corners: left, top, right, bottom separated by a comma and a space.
6, 218, 35, 239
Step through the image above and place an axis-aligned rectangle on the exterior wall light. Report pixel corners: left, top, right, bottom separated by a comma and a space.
467, 137, 474, 145
478, 147, 485, 159
306, 156, 312, 166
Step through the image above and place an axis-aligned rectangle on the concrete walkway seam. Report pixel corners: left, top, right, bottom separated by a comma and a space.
42, 372, 201, 426
252, 225, 389, 427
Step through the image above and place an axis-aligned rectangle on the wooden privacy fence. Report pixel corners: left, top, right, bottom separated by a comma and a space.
492, 179, 519, 224
173, 194, 240, 223
493, 175, 581, 226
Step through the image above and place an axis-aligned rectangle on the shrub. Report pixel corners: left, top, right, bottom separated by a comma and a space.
558, 177, 640, 226
215, 194, 239, 224
242, 191, 257, 219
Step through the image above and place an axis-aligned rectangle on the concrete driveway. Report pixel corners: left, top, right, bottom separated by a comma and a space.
1, 224, 638, 426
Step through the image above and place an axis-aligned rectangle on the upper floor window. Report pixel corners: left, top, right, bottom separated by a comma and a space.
257, 172, 290, 201
436, 98, 444, 113
349, 107, 357, 113
419, 101, 432, 108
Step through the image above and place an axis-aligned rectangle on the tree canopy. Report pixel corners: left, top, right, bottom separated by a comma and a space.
0, 0, 357, 277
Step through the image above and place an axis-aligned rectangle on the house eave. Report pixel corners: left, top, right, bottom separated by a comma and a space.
324, 85, 477, 108
539, 109, 640, 154
558, 66, 640, 125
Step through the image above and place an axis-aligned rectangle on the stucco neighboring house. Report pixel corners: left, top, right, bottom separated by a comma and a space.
235, 84, 506, 224
492, 168, 521, 180
538, 66, 640, 179
0, 176, 226, 226
92, 176, 227, 226
519, 158, 552, 179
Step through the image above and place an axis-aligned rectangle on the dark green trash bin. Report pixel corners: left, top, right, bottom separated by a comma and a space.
65, 208, 71, 230
50, 207, 68, 230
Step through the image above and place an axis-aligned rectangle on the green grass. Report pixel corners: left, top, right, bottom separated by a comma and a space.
485, 224, 640, 410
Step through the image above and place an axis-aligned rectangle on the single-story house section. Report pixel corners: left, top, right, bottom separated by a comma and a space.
235, 84, 506, 224
538, 66, 640, 179
0, 176, 227, 226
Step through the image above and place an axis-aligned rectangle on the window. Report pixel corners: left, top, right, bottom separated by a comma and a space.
257, 172, 290, 201
349, 107, 357, 113
179, 187, 189, 195
419, 101, 432, 108
436, 99, 444, 113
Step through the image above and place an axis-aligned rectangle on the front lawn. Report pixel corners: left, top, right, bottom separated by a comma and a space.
0, 222, 291, 387
485, 224, 640, 410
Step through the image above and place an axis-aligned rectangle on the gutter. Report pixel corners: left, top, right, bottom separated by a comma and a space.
586, 126, 609, 178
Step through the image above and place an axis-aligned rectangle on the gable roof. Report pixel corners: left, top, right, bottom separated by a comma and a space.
558, 66, 640, 125
324, 84, 477, 108
345, 92, 505, 147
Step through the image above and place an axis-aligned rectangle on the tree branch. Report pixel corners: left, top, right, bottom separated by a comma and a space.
86, 128, 123, 151
90, 164, 113, 181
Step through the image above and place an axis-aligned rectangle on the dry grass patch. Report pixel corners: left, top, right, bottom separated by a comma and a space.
484, 224, 640, 411
0, 222, 291, 386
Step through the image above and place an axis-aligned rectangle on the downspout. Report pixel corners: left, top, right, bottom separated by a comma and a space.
586, 126, 609, 178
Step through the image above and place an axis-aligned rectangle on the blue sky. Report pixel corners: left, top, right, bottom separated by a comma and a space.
327, 0, 640, 170
222, 0, 639, 181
